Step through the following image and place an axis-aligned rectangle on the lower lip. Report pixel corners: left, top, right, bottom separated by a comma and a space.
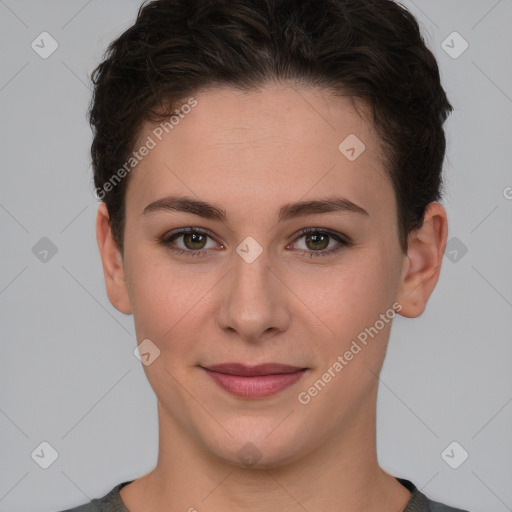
202, 368, 307, 398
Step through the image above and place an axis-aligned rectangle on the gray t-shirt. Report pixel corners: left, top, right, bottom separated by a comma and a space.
56, 477, 470, 512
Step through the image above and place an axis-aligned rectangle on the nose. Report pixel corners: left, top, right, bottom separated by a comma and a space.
216, 249, 292, 343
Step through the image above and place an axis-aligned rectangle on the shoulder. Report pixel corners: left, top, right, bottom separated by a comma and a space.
428, 500, 471, 512
56, 504, 98, 512
53, 480, 134, 512
398, 478, 471, 512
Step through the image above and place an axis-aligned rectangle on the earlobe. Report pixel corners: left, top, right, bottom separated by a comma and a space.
95, 202, 132, 315
397, 202, 448, 318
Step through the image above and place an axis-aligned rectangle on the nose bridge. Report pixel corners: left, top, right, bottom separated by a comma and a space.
217, 244, 290, 340
233, 246, 273, 300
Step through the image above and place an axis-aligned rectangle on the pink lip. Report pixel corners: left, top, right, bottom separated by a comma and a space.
201, 363, 307, 398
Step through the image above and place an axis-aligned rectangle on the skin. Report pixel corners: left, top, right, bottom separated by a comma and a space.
96, 83, 448, 512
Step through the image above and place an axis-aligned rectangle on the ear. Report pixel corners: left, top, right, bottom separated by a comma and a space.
396, 202, 448, 318
96, 202, 132, 315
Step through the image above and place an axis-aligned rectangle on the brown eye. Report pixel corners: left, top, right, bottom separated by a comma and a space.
160, 228, 219, 257
304, 232, 330, 251
182, 232, 207, 250
291, 229, 353, 258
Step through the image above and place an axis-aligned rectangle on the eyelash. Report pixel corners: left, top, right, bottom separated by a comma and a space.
159, 227, 353, 258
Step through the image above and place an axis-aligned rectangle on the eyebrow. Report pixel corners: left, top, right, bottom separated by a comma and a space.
142, 195, 369, 222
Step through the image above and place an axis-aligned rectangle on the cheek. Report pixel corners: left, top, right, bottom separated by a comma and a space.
315, 252, 394, 326
125, 249, 202, 343
301, 249, 400, 373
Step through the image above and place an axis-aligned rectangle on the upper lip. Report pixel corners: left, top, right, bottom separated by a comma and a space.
202, 363, 306, 376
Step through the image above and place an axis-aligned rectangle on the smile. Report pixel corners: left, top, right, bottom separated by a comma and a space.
200, 363, 308, 399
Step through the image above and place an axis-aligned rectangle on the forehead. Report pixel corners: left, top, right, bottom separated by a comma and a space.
125, 84, 393, 217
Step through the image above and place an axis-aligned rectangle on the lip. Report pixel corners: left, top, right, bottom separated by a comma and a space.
201, 363, 308, 398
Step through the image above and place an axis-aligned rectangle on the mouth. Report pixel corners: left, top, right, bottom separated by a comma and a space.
200, 363, 308, 399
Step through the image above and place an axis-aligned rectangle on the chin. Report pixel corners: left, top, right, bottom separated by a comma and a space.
200, 419, 311, 470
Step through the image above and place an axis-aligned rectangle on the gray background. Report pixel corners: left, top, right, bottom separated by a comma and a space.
1, 1, 511, 511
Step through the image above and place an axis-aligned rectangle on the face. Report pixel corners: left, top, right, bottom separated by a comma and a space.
97, 83, 443, 468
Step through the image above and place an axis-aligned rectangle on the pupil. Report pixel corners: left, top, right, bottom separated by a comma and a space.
308, 233, 328, 250
186, 233, 205, 249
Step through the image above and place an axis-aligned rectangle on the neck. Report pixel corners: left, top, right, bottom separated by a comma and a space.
121, 392, 410, 512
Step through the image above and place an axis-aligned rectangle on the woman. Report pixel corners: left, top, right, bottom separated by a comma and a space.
61, 0, 469, 510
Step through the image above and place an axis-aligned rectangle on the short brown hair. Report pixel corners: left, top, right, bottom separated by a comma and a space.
89, 0, 453, 254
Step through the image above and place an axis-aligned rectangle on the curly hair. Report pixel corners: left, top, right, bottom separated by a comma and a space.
89, 0, 453, 254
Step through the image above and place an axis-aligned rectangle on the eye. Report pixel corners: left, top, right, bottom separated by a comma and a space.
160, 228, 221, 257
159, 227, 352, 258
288, 228, 353, 257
